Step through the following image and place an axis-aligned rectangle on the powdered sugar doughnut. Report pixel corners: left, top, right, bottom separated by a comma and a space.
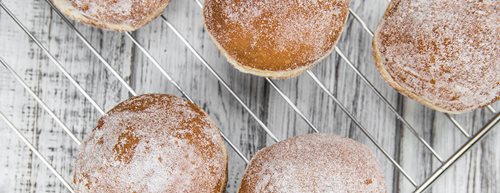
238, 133, 386, 193
203, 0, 350, 79
51, 0, 170, 31
72, 94, 227, 192
373, 0, 499, 113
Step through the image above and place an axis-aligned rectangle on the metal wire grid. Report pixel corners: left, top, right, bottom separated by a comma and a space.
0, 0, 498, 192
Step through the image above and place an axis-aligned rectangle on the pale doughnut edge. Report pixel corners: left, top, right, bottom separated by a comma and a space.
206, 113, 229, 193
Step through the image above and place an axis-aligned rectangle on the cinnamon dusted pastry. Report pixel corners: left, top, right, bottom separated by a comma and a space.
239, 134, 386, 193
373, 0, 499, 113
52, 0, 170, 31
203, 0, 350, 79
73, 94, 228, 192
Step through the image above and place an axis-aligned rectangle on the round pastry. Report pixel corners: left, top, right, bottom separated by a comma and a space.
238, 133, 386, 193
72, 94, 228, 192
51, 0, 170, 31
203, 0, 350, 79
373, 0, 499, 113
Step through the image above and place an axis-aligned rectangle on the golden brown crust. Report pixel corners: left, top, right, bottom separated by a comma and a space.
373, 0, 499, 113
51, 0, 170, 31
238, 134, 386, 193
73, 94, 227, 193
203, 0, 350, 79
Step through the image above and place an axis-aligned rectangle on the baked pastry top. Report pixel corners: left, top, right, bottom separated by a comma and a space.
373, 0, 499, 113
204, 0, 350, 78
72, 94, 227, 193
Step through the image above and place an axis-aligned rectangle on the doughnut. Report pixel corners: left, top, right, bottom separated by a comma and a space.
373, 0, 499, 113
51, 0, 170, 31
72, 94, 228, 192
238, 133, 386, 193
203, 0, 350, 79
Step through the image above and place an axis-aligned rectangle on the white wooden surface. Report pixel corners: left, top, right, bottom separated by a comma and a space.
0, 0, 498, 192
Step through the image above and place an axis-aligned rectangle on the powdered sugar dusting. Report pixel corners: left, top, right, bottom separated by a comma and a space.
204, 0, 350, 71
70, 0, 169, 26
239, 134, 386, 193
73, 94, 227, 193
375, 0, 499, 112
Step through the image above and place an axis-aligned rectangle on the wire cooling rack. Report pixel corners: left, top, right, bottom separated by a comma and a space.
0, 0, 498, 192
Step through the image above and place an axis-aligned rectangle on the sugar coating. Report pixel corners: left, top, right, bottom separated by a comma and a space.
72, 94, 227, 193
239, 133, 386, 193
374, 0, 499, 112
203, 0, 350, 71
70, 0, 169, 26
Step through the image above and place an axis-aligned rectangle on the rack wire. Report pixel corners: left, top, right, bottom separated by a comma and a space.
0, 1, 498, 192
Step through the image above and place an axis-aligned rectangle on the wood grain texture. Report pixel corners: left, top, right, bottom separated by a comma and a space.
0, 0, 498, 193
